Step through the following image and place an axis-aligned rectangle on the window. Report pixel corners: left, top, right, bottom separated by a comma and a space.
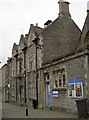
29, 61, 33, 70
29, 56, 34, 70
58, 71, 62, 87
54, 69, 66, 88
68, 79, 83, 98
62, 70, 66, 87
46, 74, 49, 81
54, 72, 57, 88
19, 61, 22, 73
29, 82, 35, 98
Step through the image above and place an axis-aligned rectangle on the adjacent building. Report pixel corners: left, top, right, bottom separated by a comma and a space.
1, 64, 8, 102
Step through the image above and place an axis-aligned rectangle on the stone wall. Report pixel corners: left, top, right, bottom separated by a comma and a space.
41, 53, 87, 113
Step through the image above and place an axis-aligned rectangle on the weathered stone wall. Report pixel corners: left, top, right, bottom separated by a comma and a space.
41, 54, 87, 113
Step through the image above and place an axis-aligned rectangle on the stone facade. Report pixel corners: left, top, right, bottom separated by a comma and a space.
1, 0, 89, 114
1, 64, 8, 102
40, 49, 89, 113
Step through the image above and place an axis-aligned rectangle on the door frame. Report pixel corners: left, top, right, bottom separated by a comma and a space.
45, 82, 50, 107
20, 86, 23, 103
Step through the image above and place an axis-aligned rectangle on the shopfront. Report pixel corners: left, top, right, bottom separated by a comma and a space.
68, 79, 83, 98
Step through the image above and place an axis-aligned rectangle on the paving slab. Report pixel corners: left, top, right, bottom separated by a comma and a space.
2, 102, 79, 118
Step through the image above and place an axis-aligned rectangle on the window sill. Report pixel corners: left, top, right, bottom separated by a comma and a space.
68, 96, 83, 99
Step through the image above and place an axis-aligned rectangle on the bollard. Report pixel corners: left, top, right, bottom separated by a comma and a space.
25, 105, 28, 116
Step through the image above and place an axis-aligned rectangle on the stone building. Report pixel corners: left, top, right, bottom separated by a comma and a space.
7, 57, 12, 103
11, 43, 18, 103
1, 64, 9, 102
37, 0, 89, 113
11, 35, 28, 105
10, 24, 43, 106
1, 0, 89, 114
26, 24, 43, 107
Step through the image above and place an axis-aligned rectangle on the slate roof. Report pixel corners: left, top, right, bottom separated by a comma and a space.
77, 12, 89, 49
42, 12, 81, 64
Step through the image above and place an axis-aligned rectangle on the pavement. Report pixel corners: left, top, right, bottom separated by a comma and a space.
1, 102, 79, 119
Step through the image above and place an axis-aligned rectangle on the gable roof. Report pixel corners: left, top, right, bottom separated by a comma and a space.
28, 24, 43, 35
42, 13, 81, 64
12, 43, 18, 52
19, 34, 28, 45
77, 12, 89, 49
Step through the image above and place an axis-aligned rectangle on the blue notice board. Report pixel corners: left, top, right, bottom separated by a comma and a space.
53, 91, 59, 97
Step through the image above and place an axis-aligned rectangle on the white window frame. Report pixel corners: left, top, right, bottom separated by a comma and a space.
54, 72, 58, 88
45, 74, 49, 81
54, 69, 66, 88
68, 81, 83, 98
58, 70, 66, 88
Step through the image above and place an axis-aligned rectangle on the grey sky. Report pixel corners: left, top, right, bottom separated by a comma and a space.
0, 0, 88, 68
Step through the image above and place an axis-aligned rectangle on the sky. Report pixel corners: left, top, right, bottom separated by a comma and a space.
0, 0, 88, 68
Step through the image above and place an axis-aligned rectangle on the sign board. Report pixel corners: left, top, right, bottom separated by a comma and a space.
53, 91, 59, 97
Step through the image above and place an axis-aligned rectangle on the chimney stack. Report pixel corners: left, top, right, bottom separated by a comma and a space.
58, 0, 70, 16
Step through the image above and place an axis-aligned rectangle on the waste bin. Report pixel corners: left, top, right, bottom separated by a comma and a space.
33, 100, 37, 109
75, 98, 88, 118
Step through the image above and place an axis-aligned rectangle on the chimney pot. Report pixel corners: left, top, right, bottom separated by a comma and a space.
36, 23, 38, 27
58, 0, 70, 16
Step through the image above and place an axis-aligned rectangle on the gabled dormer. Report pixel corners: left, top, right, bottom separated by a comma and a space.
27, 24, 43, 47
12, 43, 18, 57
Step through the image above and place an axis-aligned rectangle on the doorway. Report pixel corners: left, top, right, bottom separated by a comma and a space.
20, 86, 23, 103
46, 83, 50, 107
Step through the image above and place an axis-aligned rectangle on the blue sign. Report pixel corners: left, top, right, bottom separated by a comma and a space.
68, 79, 82, 83
53, 91, 59, 97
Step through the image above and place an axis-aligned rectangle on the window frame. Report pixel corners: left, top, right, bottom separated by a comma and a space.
68, 79, 83, 98
54, 68, 66, 88
19, 60, 23, 74
28, 55, 34, 70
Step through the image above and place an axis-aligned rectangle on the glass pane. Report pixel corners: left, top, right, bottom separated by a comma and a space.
63, 75, 66, 87
46, 74, 49, 81
54, 72, 57, 88
75, 83, 82, 97
68, 84, 75, 97
58, 71, 62, 87
59, 78, 62, 87
47, 74, 49, 80
55, 80, 57, 88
